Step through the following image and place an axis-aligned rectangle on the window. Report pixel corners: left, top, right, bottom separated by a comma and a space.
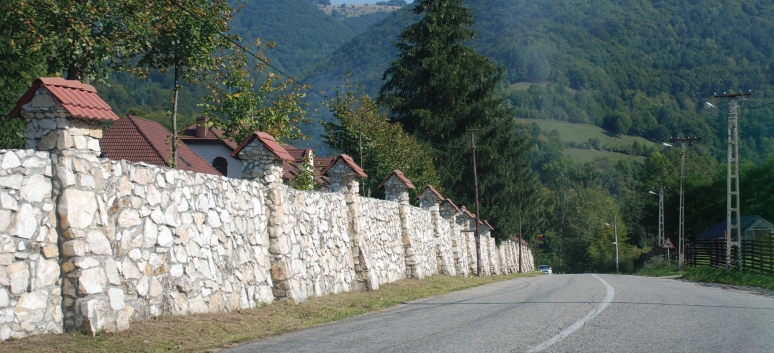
212, 157, 228, 177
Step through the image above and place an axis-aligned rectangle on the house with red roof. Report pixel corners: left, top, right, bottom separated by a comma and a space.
179, 117, 242, 178
101, 116, 222, 176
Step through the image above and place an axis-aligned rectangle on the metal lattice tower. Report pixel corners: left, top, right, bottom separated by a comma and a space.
670, 137, 697, 271
714, 91, 751, 269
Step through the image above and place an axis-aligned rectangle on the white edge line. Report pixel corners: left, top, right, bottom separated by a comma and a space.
526, 274, 615, 353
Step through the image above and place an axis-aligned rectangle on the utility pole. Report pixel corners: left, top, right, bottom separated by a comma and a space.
517, 233, 522, 273
537, 232, 542, 266
614, 217, 619, 273
713, 90, 751, 270
471, 131, 482, 277
670, 137, 697, 271
650, 186, 666, 247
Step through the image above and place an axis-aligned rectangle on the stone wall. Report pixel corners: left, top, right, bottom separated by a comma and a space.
1, 142, 537, 341
405, 207, 437, 279
0, 150, 61, 340
67, 159, 276, 334
358, 198, 405, 287
279, 188, 356, 300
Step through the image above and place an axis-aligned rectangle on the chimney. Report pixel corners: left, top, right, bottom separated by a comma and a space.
196, 116, 208, 138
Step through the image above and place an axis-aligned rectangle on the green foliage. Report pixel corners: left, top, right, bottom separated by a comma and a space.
322, 80, 440, 199
292, 151, 316, 191
201, 43, 309, 145
304, 0, 774, 164
379, 0, 507, 144
341, 12, 391, 34
233, 0, 354, 76
0, 116, 25, 150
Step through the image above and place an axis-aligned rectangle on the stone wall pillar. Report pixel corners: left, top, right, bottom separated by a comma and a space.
323, 155, 373, 291
440, 200, 467, 276
12, 78, 122, 335
418, 186, 454, 276
379, 171, 423, 279
457, 207, 478, 275
234, 133, 299, 302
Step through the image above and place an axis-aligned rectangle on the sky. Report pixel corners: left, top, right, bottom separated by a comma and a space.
330, 1, 414, 5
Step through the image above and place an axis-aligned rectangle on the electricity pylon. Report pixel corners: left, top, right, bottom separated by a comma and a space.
713, 90, 751, 270
649, 186, 666, 247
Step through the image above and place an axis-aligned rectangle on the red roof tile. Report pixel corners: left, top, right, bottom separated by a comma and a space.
483, 220, 494, 230
101, 116, 221, 176
180, 123, 239, 150
230, 131, 294, 161
417, 185, 444, 200
377, 170, 415, 190
9, 77, 119, 121
459, 206, 475, 219
321, 154, 367, 178
314, 156, 334, 172
441, 199, 461, 213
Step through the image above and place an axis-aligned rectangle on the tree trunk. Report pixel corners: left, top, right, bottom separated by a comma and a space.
171, 60, 179, 168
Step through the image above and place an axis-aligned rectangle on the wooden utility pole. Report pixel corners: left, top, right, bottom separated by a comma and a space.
471, 131, 482, 277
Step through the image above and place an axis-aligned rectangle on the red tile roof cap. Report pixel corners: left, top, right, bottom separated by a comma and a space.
441, 199, 461, 212
230, 131, 294, 161
460, 206, 475, 219
9, 77, 119, 121
321, 154, 367, 178
483, 220, 494, 230
377, 170, 415, 190
417, 185, 443, 200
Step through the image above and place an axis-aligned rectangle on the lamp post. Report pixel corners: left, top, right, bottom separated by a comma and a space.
648, 186, 665, 247
605, 217, 619, 273
666, 137, 697, 271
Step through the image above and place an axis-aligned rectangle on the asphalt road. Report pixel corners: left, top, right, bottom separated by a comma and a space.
225, 274, 774, 353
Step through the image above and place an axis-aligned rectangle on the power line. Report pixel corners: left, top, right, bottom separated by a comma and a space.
169, 0, 330, 104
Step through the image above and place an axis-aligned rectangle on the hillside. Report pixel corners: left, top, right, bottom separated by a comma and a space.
302, 0, 774, 164
232, 0, 355, 76
92, 0, 356, 131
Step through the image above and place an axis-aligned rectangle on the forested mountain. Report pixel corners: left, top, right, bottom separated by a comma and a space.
232, 0, 354, 76
302, 0, 774, 164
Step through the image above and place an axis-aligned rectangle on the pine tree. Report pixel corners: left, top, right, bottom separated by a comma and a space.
378, 0, 538, 240
378, 0, 508, 144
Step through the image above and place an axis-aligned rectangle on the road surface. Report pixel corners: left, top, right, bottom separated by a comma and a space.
226, 274, 774, 352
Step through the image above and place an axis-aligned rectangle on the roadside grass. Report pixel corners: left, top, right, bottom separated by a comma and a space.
1, 273, 539, 353
636, 257, 774, 291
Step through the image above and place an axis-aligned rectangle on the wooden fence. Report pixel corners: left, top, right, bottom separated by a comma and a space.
636, 236, 773, 276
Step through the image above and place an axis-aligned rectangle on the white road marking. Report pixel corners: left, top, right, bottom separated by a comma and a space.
527, 274, 615, 352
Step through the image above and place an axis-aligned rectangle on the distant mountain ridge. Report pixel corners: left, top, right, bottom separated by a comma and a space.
301, 0, 774, 163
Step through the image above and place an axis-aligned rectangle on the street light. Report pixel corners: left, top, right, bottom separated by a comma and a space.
648, 187, 666, 247
666, 137, 698, 271
605, 217, 619, 273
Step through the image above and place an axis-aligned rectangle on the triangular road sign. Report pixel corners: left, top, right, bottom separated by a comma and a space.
662, 238, 675, 249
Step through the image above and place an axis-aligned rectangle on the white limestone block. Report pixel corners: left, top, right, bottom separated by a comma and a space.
108, 288, 125, 310
58, 188, 97, 229
78, 268, 106, 294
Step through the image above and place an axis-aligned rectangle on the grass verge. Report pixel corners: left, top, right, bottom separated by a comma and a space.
636, 258, 774, 291
1, 273, 539, 353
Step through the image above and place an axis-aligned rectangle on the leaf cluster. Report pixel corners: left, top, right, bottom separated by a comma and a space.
323, 79, 440, 199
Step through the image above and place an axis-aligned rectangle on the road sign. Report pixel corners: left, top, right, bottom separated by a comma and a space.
662, 237, 675, 249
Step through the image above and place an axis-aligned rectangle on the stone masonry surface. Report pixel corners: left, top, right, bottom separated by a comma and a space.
1, 82, 536, 339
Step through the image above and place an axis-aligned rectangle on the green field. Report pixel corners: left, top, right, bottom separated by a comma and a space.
515, 119, 655, 164
516, 118, 658, 150
563, 147, 646, 164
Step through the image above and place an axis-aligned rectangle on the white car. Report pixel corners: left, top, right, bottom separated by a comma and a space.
539, 265, 552, 274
